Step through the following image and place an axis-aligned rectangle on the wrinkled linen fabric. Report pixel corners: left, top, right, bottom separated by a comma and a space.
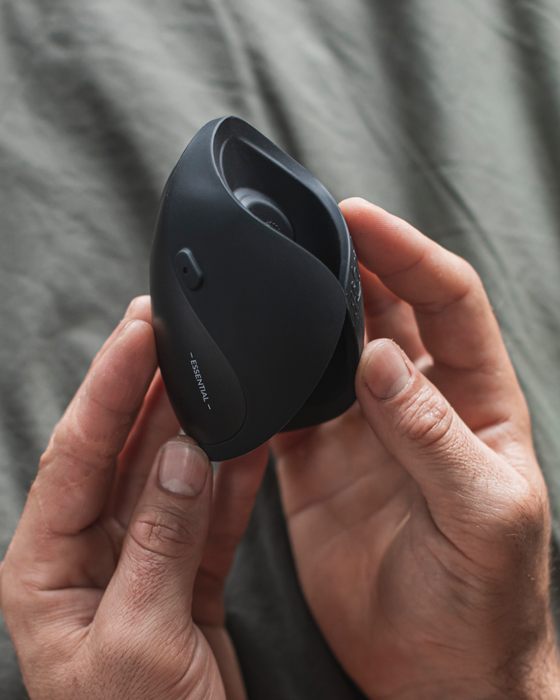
2, 0, 560, 697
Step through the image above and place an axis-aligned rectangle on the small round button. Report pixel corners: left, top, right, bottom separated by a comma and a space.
175, 248, 204, 290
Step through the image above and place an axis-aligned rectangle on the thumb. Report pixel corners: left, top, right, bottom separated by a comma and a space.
99, 436, 213, 635
356, 339, 512, 512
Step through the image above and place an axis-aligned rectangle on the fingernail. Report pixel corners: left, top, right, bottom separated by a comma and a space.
158, 441, 208, 496
364, 341, 412, 399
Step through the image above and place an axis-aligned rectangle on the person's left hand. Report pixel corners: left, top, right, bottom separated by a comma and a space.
0, 296, 268, 700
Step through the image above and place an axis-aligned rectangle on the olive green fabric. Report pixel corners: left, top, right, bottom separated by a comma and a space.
2, 0, 560, 697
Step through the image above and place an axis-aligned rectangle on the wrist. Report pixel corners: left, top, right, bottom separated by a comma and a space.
384, 648, 560, 700
508, 645, 560, 700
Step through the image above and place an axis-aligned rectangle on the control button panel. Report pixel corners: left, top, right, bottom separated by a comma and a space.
347, 244, 362, 320
175, 248, 204, 290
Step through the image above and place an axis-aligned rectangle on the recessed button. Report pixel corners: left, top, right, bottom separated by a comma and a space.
175, 248, 204, 290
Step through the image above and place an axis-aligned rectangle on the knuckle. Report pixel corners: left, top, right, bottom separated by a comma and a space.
500, 488, 549, 545
38, 438, 57, 471
131, 506, 198, 560
395, 385, 456, 451
0, 558, 32, 621
452, 258, 483, 298
416, 259, 483, 315
472, 479, 551, 575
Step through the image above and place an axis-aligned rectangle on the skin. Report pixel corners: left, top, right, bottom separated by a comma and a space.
272, 198, 560, 699
0, 296, 269, 700
1, 197, 559, 699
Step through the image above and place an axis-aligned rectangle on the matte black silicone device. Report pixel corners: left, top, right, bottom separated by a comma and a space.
150, 116, 364, 461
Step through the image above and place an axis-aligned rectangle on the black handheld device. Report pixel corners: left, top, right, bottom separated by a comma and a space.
150, 116, 364, 461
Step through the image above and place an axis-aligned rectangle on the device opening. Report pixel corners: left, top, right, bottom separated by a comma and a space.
220, 136, 341, 277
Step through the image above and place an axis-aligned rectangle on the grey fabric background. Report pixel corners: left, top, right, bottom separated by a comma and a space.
2, 0, 560, 697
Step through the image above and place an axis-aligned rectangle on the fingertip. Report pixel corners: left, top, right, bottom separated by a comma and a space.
339, 196, 389, 218
157, 439, 210, 498
340, 199, 414, 257
359, 339, 412, 401
93, 297, 153, 364
124, 295, 152, 324
339, 196, 370, 210
111, 319, 156, 365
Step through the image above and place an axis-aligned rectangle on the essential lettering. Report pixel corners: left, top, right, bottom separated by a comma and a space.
190, 359, 210, 403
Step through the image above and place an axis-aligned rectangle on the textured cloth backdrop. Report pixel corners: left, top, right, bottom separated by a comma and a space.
2, 1, 560, 698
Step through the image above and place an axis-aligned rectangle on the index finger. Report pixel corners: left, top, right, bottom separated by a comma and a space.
29, 300, 157, 538
340, 198, 528, 433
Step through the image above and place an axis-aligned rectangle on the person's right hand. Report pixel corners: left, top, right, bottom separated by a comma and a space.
273, 199, 560, 699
